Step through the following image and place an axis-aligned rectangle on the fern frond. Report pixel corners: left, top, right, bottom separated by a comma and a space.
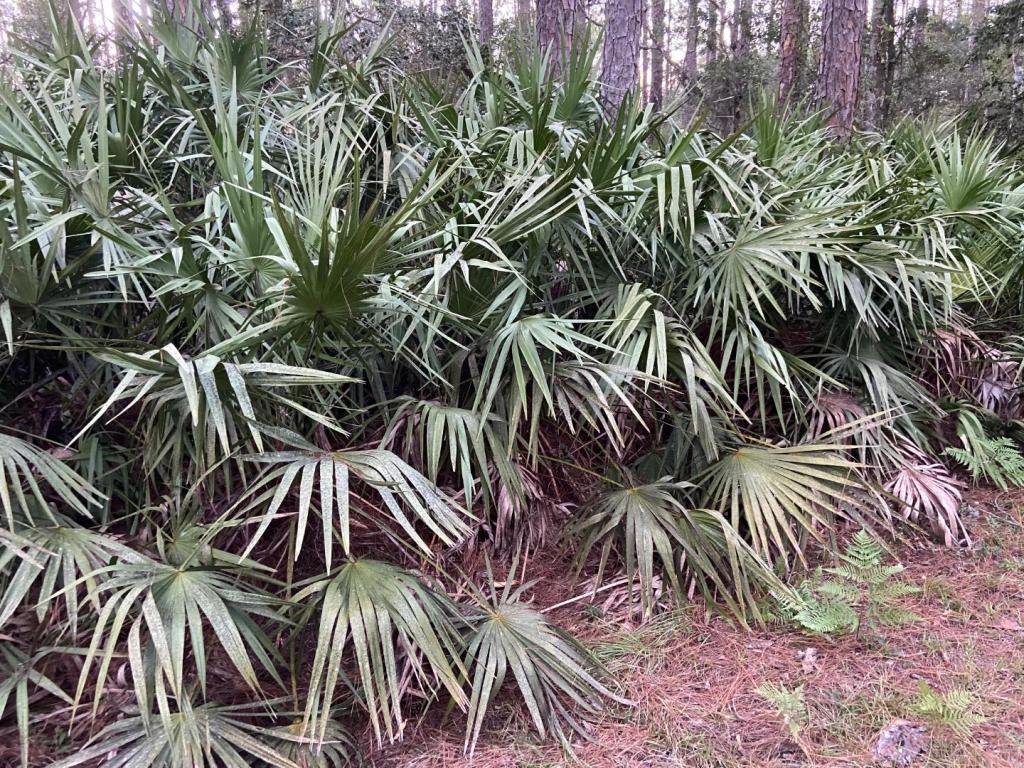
913, 681, 985, 737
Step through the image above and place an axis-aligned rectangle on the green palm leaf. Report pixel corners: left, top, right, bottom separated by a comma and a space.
462, 571, 626, 754
573, 477, 780, 620
74, 557, 284, 723
296, 559, 467, 746
697, 441, 867, 564
240, 445, 473, 567
50, 697, 309, 768
0, 434, 104, 528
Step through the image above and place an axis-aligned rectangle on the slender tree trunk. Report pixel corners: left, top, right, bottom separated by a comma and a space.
479, 0, 494, 43
777, 0, 806, 103
913, 0, 928, 48
717, 0, 727, 59
871, 0, 896, 126
966, 0, 987, 99
684, 0, 699, 81
641, 0, 650, 100
816, 0, 868, 138
707, 0, 719, 65
735, 0, 753, 57
537, 0, 584, 72
970, 0, 986, 29
601, 0, 644, 110
518, 0, 533, 32
651, 0, 666, 105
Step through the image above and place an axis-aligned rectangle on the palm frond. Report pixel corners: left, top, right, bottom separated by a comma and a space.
297, 559, 467, 746
697, 440, 867, 564
462, 571, 626, 754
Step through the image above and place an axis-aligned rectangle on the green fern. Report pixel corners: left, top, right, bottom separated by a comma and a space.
944, 436, 1024, 490
755, 681, 807, 740
777, 530, 920, 637
912, 681, 985, 738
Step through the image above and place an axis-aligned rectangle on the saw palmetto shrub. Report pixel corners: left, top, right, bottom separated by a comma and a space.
2, 4, 1023, 765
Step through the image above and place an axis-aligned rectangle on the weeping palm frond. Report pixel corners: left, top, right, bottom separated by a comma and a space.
297, 559, 467, 746
462, 568, 626, 754
239, 444, 472, 566
0, 516, 138, 634
50, 697, 309, 768
73, 557, 285, 721
572, 476, 780, 620
0, 434, 104, 527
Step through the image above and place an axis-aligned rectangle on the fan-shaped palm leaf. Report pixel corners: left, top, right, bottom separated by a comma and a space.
0, 516, 138, 635
239, 443, 472, 567
296, 559, 467, 746
74, 558, 284, 722
0, 645, 72, 768
697, 441, 867, 564
50, 697, 308, 768
0, 434, 104, 527
572, 477, 780, 620
462, 570, 626, 754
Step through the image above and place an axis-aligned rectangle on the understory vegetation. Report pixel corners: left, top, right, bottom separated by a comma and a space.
2, 5, 1024, 766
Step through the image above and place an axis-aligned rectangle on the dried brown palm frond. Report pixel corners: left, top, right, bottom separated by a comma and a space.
486, 459, 571, 557
805, 390, 868, 440
884, 441, 968, 547
975, 349, 1023, 419
924, 324, 1023, 419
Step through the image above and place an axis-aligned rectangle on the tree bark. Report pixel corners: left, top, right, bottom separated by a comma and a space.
518, 0, 533, 28
815, 0, 868, 138
641, 0, 650, 100
479, 0, 494, 43
707, 0, 719, 65
684, 0, 699, 81
777, 0, 806, 104
735, 0, 753, 57
601, 0, 643, 110
537, 0, 585, 73
913, 0, 929, 48
970, 0, 987, 29
651, 0, 666, 105
870, 0, 896, 127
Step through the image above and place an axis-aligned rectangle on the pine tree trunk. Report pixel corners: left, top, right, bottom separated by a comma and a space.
736, 0, 753, 57
717, 0, 727, 59
518, 0, 533, 28
651, 0, 666, 106
684, 0, 699, 81
870, 0, 896, 127
601, 0, 643, 110
537, 0, 584, 73
914, 0, 929, 48
967, 0, 987, 99
815, 0, 868, 138
707, 0, 719, 65
777, 0, 806, 103
970, 0, 987, 29
479, 0, 494, 43
641, 0, 650, 100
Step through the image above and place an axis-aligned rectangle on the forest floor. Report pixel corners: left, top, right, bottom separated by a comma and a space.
376, 488, 1024, 768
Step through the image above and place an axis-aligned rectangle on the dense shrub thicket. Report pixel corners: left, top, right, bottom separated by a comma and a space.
2, 7, 1024, 765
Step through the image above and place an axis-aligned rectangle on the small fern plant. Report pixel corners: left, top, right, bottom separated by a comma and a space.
944, 435, 1024, 490
774, 530, 920, 638
912, 681, 985, 737
755, 681, 807, 742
